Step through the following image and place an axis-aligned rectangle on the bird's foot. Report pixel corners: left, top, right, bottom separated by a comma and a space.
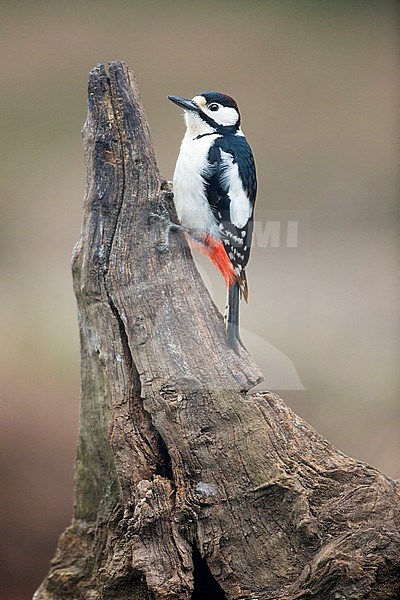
149, 208, 185, 253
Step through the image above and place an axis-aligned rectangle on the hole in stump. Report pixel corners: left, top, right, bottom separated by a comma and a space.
156, 434, 173, 480
191, 545, 227, 600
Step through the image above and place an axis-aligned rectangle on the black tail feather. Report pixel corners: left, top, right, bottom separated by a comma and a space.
226, 281, 245, 352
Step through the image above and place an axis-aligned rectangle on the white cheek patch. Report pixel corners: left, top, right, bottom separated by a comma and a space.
204, 106, 239, 127
220, 150, 252, 228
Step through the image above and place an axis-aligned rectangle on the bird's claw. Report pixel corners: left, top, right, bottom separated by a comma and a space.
149, 210, 169, 223
158, 242, 170, 254
150, 208, 185, 253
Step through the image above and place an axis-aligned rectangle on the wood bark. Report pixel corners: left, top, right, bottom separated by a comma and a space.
35, 61, 400, 600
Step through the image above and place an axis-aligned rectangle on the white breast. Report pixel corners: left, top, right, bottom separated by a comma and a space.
173, 134, 220, 238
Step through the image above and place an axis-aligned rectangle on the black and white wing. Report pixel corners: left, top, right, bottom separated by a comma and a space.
205, 134, 257, 281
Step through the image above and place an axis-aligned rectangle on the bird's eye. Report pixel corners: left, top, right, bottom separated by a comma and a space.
208, 103, 219, 112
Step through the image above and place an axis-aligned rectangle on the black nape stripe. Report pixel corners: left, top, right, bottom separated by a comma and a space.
197, 109, 240, 135
195, 132, 217, 140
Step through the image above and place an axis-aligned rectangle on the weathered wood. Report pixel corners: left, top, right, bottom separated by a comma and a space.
35, 61, 400, 600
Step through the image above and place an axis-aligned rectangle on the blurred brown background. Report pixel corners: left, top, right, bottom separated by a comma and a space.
1, 1, 398, 598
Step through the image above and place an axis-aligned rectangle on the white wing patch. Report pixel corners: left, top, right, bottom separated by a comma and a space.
220, 150, 252, 228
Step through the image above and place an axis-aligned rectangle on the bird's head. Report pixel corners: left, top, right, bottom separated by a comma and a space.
168, 91, 241, 137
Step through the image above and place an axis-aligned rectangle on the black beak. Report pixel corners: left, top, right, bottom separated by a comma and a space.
168, 95, 199, 112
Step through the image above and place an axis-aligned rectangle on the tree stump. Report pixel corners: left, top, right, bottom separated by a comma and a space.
34, 61, 400, 600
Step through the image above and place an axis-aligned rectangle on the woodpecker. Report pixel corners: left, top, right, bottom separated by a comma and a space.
167, 91, 257, 351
